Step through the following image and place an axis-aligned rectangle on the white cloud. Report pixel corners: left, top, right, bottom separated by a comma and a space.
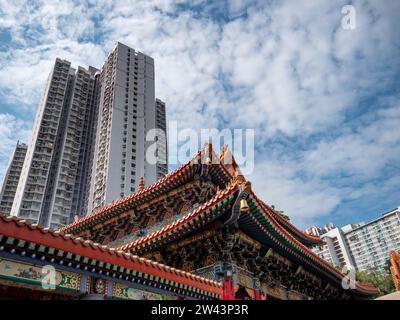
0, 41, 106, 107
250, 100, 400, 228
249, 156, 343, 227
0, 0, 399, 227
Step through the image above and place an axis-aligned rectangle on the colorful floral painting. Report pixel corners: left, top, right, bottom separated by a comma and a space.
0, 259, 80, 291
112, 283, 170, 300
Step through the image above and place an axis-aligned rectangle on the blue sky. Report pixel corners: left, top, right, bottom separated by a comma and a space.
0, 0, 399, 229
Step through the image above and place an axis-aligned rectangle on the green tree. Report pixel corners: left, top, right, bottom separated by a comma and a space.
356, 264, 395, 295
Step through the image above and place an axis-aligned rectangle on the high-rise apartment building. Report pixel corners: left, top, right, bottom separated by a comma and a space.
69, 66, 101, 219
155, 98, 168, 180
7, 42, 167, 227
10, 59, 100, 228
345, 207, 400, 272
0, 141, 28, 214
307, 206, 400, 272
305, 223, 335, 237
88, 42, 167, 212
308, 225, 356, 270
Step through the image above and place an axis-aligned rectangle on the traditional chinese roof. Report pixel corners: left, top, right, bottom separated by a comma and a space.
57, 144, 378, 298
390, 251, 400, 291
117, 182, 378, 297
60, 147, 232, 235
245, 191, 378, 297
60, 145, 321, 249
119, 181, 239, 253
258, 199, 323, 247
0, 213, 222, 299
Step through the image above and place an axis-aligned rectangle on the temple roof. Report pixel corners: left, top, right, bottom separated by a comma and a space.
119, 180, 239, 253
60, 148, 231, 235
60, 144, 320, 247
258, 199, 323, 246
246, 191, 378, 296
55, 144, 378, 298
117, 181, 378, 297
0, 213, 222, 298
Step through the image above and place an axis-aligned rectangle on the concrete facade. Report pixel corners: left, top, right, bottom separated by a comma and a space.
155, 98, 168, 180
310, 226, 356, 270
10, 59, 99, 228
87, 42, 167, 212
0, 141, 28, 214
345, 207, 400, 272
307, 206, 400, 272
6, 42, 167, 227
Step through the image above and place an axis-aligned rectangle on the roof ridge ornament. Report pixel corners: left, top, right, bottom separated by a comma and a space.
202, 142, 214, 165
219, 145, 245, 180
219, 144, 228, 160
138, 176, 145, 192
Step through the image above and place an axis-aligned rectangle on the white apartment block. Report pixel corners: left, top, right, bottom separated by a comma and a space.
309, 226, 356, 270
345, 207, 400, 272
0, 141, 28, 214
10, 59, 99, 228
5, 43, 167, 227
88, 42, 167, 212
307, 206, 400, 273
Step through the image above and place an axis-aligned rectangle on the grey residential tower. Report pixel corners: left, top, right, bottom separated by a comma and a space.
7, 43, 167, 228
0, 141, 28, 214
10, 59, 100, 228
87, 42, 167, 212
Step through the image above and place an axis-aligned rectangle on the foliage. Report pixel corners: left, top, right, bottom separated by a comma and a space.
356, 264, 395, 295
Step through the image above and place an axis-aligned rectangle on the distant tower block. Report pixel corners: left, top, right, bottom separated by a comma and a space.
0, 141, 28, 215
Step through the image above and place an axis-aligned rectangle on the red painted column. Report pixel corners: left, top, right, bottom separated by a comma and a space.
254, 289, 262, 300
222, 278, 235, 300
